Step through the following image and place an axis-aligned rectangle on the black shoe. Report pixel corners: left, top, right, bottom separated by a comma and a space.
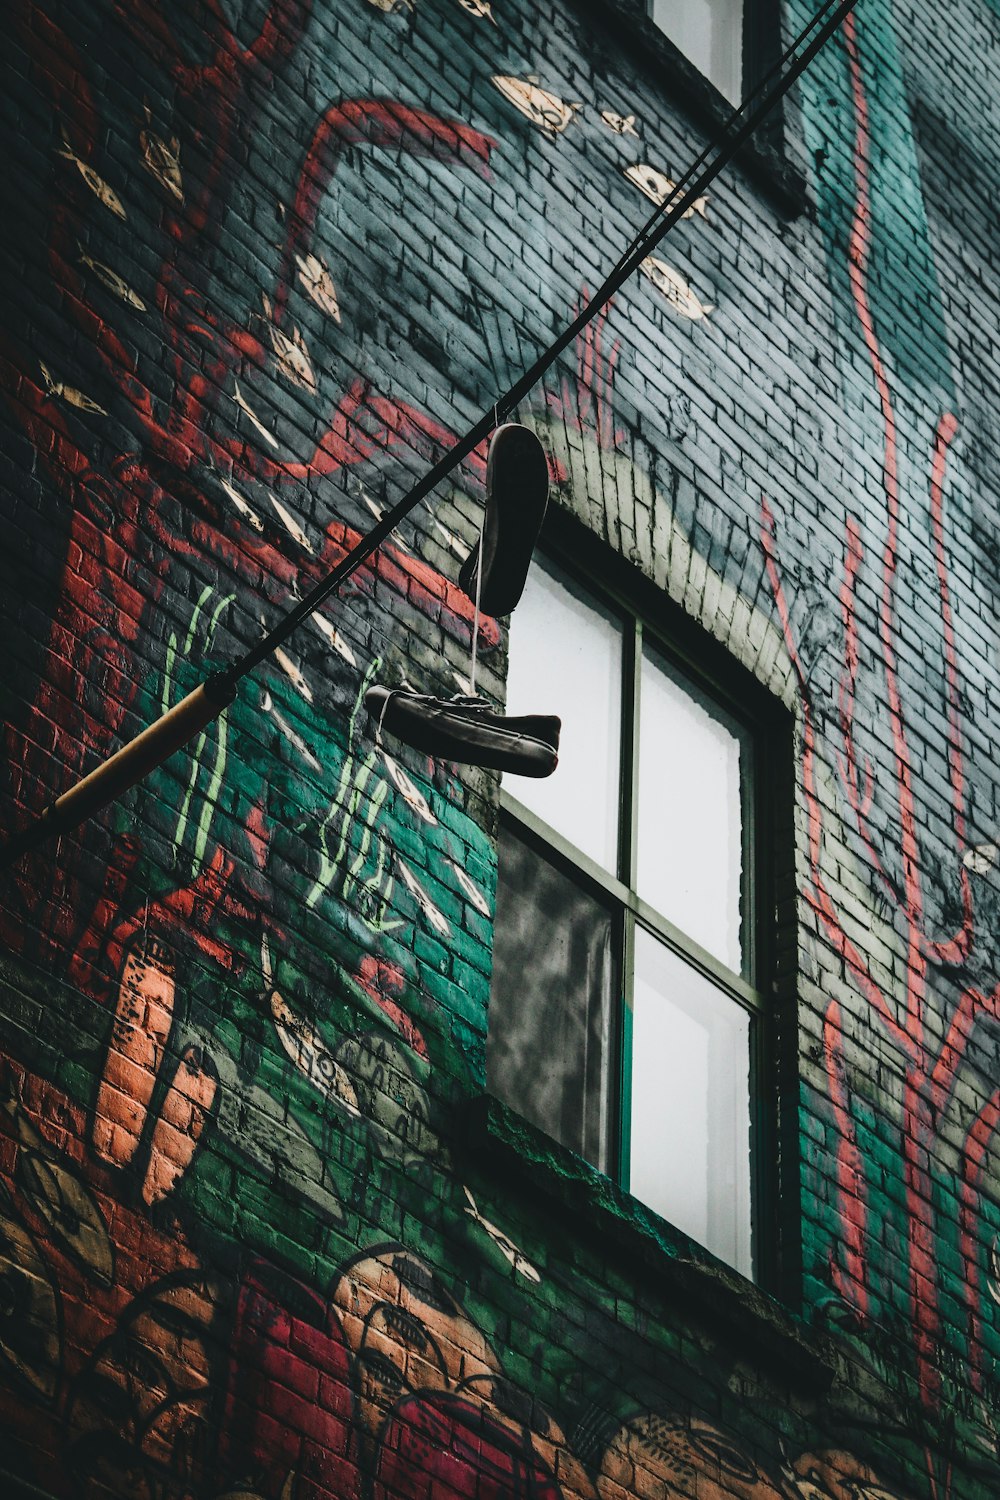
366, 686, 559, 778
458, 423, 549, 617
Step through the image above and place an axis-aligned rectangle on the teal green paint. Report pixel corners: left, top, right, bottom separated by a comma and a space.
792, 0, 954, 403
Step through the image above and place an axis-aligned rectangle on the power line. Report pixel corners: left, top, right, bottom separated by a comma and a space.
1, 0, 857, 865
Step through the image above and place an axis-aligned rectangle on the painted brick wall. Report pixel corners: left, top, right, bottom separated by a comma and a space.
2, 0, 1000, 1497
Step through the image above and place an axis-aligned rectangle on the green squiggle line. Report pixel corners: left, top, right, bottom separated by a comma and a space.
193, 708, 228, 874
162, 634, 178, 721
184, 585, 214, 658
174, 729, 209, 856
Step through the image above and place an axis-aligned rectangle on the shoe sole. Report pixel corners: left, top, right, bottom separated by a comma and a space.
459, 424, 549, 617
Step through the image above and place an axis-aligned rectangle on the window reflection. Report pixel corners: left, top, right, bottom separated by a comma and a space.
505, 559, 623, 872
649, 0, 744, 105
637, 643, 747, 973
629, 928, 751, 1273
488, 822, 616, 1173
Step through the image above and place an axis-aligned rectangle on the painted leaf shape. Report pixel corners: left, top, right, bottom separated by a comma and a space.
16, 1131, 114, 1285
271, 990, 361, 1116
0, 1182, 62, 1401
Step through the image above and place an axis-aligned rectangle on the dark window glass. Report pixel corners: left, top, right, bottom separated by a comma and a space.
487, 823, 617, 1173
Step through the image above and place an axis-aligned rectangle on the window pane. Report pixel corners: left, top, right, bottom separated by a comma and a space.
488, 822, 616, 1172
628, 929, 751, 1275
649, 0, 744, 105
636, 645, 746, 972
505, 560, 624, 871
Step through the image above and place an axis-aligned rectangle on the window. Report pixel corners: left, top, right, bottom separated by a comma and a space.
487, 553, 788, 1282
648, 0, 744, 105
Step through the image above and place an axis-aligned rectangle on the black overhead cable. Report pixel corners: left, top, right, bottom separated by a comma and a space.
1, 0, 857, 864
215, 0, 856, 693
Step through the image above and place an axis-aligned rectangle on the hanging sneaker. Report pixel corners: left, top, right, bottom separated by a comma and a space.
366, 686, 559, 778
458, 423, 549, 617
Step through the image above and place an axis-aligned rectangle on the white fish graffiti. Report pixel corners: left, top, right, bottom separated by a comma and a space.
492, 76, 581, 136
262, 936, 360, 1115
463, 1186, 541, 1282
639, 257, 714, 319
382, 753, 438, 825
432, 516, 465, 556
963, 841, 998, 875
219, 475, 265, 532
450, 859, 491, 917
262, 295, 317, 392
458, 0, 497, 20
262, 690, 322, 772
295, 252, 342, 321
623, 162, 708, 219
38, 361, 108, 415
273, 646, 314, 704
140, 113, 183, 202
234, 380, 280, 449
601, 110, 638, 135
311, 613, 358, 666
78, 247, 146, 310
58, 138, 126, 219
396, 857, 451, 936
269, 491, 314, 553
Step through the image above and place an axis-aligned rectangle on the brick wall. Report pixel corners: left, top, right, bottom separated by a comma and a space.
2, 0, 1000, 1496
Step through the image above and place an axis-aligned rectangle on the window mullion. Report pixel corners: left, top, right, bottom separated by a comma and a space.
618, 907, 635, 1193
622, 618, 642, 889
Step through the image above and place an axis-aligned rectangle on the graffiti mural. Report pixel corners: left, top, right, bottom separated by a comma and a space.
0, 0, 998, 1496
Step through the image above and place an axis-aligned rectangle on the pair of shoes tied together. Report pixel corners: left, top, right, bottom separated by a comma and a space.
366, 688, 559, 778
366, 423, 559, 778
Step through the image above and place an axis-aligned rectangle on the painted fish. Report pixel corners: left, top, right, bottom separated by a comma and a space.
269, 491, 314, 552
262, 936, 360, 1115
78, 248, 146, 309
450, 859, 491, 917
963, 841, 998, 875
262, 691, 323, 771
382, 752, 438, 825
38, 361, 108, 415
458, 0, 497, 20
367, 0, 413, 12
463, 1185, 541, 1281
234, 379, 281, 449
220, 475, 265, 532
492, 76, 581, 136
396, 857, 451, 937
432, 516, 465, 556
295, 252, 342, 321
262, 294, 317, 391
311, 612, 358, 665
58, 139, 126, 218
273, 646, 314, 704
989, 1236, 1000, 1304
140, 115, 183, 201
639, 256, 714, 319
623, 162, 708, 218
601, 110, 638, 135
